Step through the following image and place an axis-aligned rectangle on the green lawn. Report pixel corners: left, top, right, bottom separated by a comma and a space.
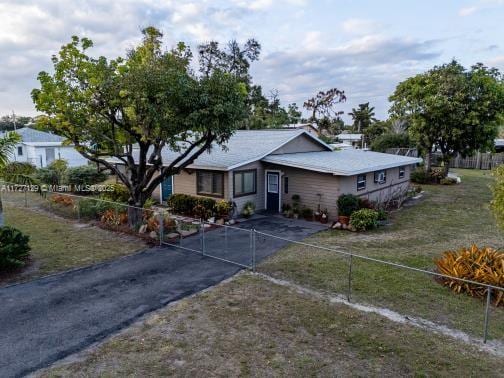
1, 204, 146, 286
259, 169, 504, 341
38, 274, 504, 377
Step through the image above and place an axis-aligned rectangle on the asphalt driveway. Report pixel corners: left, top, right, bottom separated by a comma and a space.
0, 216, 326, 377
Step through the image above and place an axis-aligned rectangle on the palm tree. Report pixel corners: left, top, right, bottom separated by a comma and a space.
348, 102, 377, 132
0, 132, 38, 226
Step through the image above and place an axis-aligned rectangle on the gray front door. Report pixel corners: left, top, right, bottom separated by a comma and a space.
266, 172, 280, 212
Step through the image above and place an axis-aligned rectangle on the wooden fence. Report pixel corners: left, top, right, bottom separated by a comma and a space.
385, 148, 504, 170
431, 152, 504, 170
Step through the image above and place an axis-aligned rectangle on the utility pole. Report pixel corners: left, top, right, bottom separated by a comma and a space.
11, 111, 17, 131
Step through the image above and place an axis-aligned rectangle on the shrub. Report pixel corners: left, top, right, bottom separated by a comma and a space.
66, 166, 107, 187
377, 209, 388, 221
167, 194, 196, 215
349, 209, 379, 231
371, 132, 412, 152
281, 203, 292, 212
167, 194, 216, 216
100, 183, 130, 203
215, 200, 232, 217
100, 209, 128, 227
192, 204, 209, 220
2, 162, 37, 178
429, 167, 446, 182
358, 197, 375, 210
242, 201, 255, 218
410, 168, 430, 184
301, 207, 313, 220
491, 165, 504, 229
434, 245, 504, 306
440, 177, 457, 185
337, 194, 360, 217
36, 167, 60, 185
0, 226, 31, 270
50, 194, 74, 207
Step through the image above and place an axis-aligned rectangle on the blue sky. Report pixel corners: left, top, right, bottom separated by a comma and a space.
0, 0, 502, 122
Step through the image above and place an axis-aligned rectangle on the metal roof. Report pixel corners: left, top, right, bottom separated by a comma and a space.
2, 127, 64, 144
109, 129, 332, 170
262, 149, 422, 176
336, 133, 363, 141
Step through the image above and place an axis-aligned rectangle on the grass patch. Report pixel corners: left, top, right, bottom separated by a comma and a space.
39, 274, 504, 377
259, 169, 504, 341
1, 205, 145, 285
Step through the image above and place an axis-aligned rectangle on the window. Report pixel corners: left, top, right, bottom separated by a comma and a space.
234, 169, 256, 197
17, 146, 23, 156
399, 166, 405, 179
374, 170, 387, 184
357, 174, 366, 191
197, 171, 224, 197
267, 173, 279, 193
284, 177, 289, 194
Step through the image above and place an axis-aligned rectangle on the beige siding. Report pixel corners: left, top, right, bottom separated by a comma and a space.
263, 163, 414, 220
172, 169, 230, 200
337, 165, 413, 203
264, 163, 341, 219
230, 161, 265, 213
270, 134, 326, 155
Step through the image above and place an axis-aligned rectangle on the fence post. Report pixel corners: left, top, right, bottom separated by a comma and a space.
483, 288, 492, 343
201, 219, 205, 256
24, 188, 28, 208
252, 229, 256, 272
347, 254, 353, 302
158, 212, 164, 246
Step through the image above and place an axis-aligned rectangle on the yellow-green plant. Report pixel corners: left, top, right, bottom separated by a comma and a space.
434, 245, 503, 306
491, 165, 504, 229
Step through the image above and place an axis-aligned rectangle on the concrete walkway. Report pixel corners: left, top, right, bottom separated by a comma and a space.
0, 216, 326, 377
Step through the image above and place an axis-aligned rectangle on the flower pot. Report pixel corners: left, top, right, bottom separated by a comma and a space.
338, 215, 350, 225
314, 213, 321, 222
320, 216, 328, 224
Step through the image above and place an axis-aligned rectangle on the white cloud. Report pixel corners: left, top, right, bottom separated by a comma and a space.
459, 6, 478, 16
341, 18, 381, 35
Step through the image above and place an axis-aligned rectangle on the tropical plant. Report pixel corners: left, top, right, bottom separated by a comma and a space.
0, 226, 31, 270
349, 209, 379, 231
348, 102, 377, 132
301, 207, 313, 220
215, 200, 232, 217
434, 245, 503, 306
242, 201, 255, 218
100, 183, 130, 203
491, 165, 504, 229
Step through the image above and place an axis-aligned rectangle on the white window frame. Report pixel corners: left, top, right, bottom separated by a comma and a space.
357, 174, 366, 191
374, 170, 387, 184
398, 166, 405, 179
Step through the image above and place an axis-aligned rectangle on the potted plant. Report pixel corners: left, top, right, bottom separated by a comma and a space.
291, 194, 301, 219
301, 207, 313, 221
242, 201, 256, 219
337, 194, 359, 225
314, 194, 322, 221
281, 203, 292, 217
320, 209, 329, 224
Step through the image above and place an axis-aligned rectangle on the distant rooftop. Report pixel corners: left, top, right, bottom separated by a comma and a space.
1, 127, 64, 144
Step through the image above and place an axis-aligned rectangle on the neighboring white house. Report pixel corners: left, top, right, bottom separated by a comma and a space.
336, 133, 364, 148
2, 127, 89, 168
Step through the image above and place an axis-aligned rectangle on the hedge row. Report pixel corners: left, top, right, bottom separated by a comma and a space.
167, 193, 216, 216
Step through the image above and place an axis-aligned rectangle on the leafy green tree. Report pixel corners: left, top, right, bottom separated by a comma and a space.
363, 120, 391, 146
491, 165, 504, 229
389, 60, 504, 174
370, 132, 412, 152
348, 102, 377, 132
287, 103, 302, 124
32, 27, 248, 225
0, 115, 33, 131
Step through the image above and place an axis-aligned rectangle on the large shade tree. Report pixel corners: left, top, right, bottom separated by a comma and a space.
32, 27, 248, 225
304, 88, 346, 135
389, 60, 504, 174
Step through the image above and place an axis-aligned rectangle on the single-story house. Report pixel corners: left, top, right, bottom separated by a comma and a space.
115, 130, 421, 220
2, 127, 89, 168
336, 133, 364, 149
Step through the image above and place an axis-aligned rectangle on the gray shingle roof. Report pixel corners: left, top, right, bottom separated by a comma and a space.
133, 129, 330, 170
262, 149, 422, 176
3, 127, 64, 143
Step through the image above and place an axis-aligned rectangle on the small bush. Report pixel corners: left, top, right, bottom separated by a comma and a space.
0, 226, 31, 270
100, 183, 130, 203
50, 194, 74, 207
242, 201, 255, 218
215, 200, 232, 217
434, 245, 504, 306
349, 209, 379, 231
100, 209, 128, 227
337, 194, 360, 217
440, 177, 457, 185
36, 167, 60, 185
66, 166, 107, 187
281, 203, 292, 212
358, 198, 375, 210
410, 168, 430, 184
192, 204, 209, 220
167, 194, 216, 217
301, 207, 313, 220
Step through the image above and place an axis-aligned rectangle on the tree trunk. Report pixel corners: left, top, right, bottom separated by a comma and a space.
442, 157, 450, 177
424, 150, 432, 173
0, 198, 4, 227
